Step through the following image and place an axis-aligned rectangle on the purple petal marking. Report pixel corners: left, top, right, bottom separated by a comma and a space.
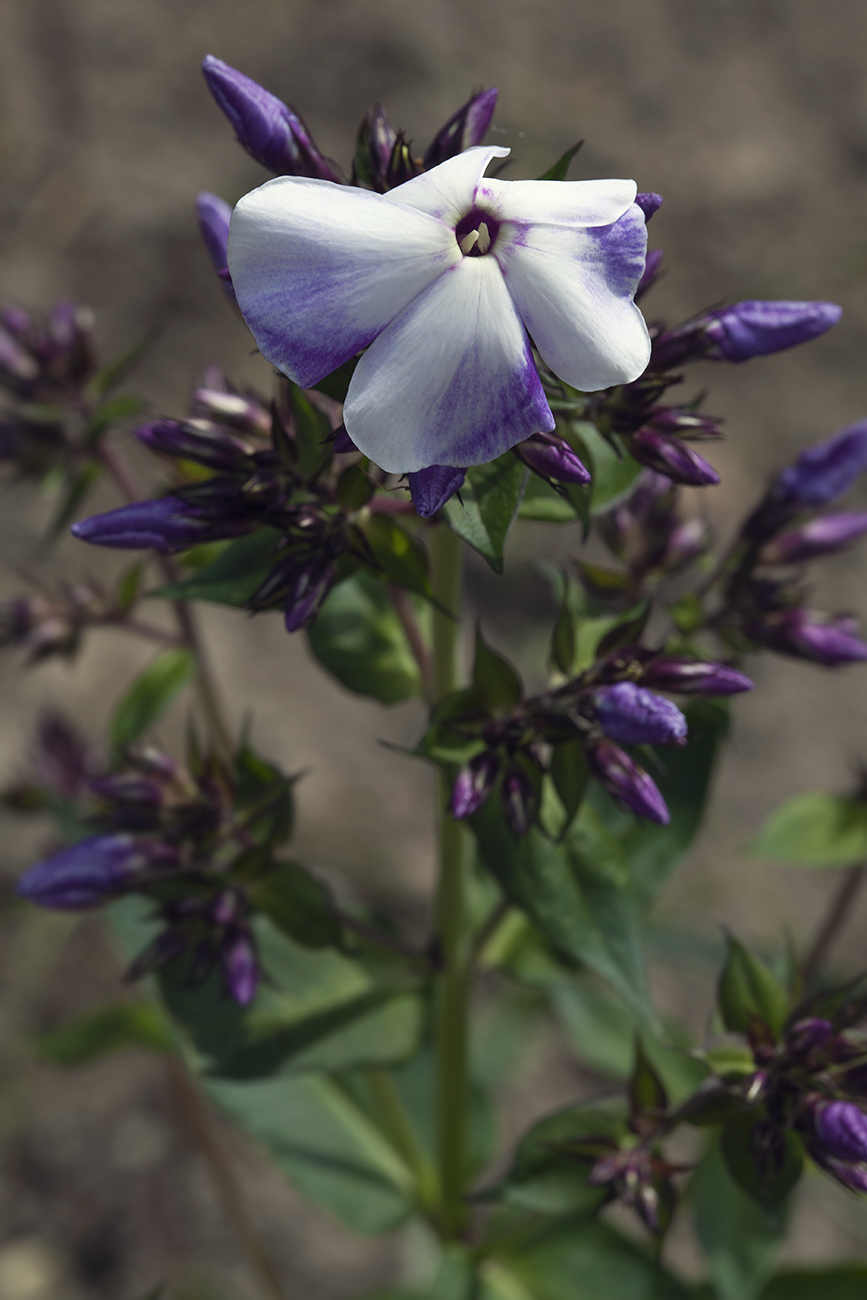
408, 464, 467, 517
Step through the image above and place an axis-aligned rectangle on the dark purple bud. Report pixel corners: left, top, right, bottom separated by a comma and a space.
71, 495, 251, 553
636, 248, 664, 299
773, 422, 867, 508
704, 300, 842, 363
191, 388, 271, 437
812, 1151, 867, 1193
47, 301, 96, 381
500, 765, 536, 837
332, 425, 358, 454
221, 927, 259, 1006
630, 428, 720, 486
362, 104, 398, 188
196, 192, 236, 301
662, 517, 711, 570
1, 306, 31, 339
640, 656, 754, 696
35, 713, 92, 798
90, 772, 165, 808
586, 740, 670, 824
0, 324, 38, 389
595, 682, 687, 745
753, 609, 867, 666
816, 1101, 867, 1163
283, 558, 337, 632
646, 406, 723, 440
517, 432, 591, 485
201, 55, 341, 181
16, 834, 177, 909
635, 193, 663, 221
762, 512, 867, 564
423, 88, 499, 169
786, 1017, 834, 1055
135, 419, 254, 473
408, 464, 466, 518
451, 750, 499, 819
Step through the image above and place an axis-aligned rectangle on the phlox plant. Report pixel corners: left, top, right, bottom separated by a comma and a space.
6, 53, 867, 1300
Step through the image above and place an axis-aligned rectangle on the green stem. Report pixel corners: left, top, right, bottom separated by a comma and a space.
429, 524, 470, 1240
367, 1069, 438, 1211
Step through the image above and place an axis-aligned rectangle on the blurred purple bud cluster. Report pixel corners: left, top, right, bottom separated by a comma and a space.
597, 470, 712, 590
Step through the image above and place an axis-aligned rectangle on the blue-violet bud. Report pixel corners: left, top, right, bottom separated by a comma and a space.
816, 1101, 867, 1163
595, 682, 687, 745
762, 512, 867, 564
423, 87, 499, 169
635, 193, 663, 221
774, 422, 867, 508
640, 657, 754, 696
703, 299, 842, 363
409, 464, 466, 518
195, 192, 235, 299
16, 833, 177, 910
517, 432, 591, 485
135, 419, 254, 473
71, 496, 252, 553
758, 609, 867, 666
630, 428, 720, 487
586, 740, 670, 824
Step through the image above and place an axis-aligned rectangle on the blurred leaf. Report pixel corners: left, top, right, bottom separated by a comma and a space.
314, 357, 358, 403
92, 336, 151, 396
37, 1002, 174, 1064
115, 562, 143, 612
362, 514, 433, 600
691, 1133, 786, 1300
289, 384, 332, 480
85, 394, 142, 444
47, 460, 102, 539
720, 1111, 803, 1209
307, 570, 424, 703
472, 798, 658, 1028
629, 1035, 668, 1122
490, 1096, 625, 1216
161, 916, 422, 1080
519, 474, 581, 522
760, 1267, 867, 1300
206, 1071, 414, 1233
749, 792, 867, 868
574, 422, 643, 514
248, 860, 341, 949
549, 741, 589, 835
443, 455, 527, 573
717, 936, 788, 1042
336, 463, 375, 511
481, 1218, 694, 1300
233, 744, 295, 849
473, 626, 522, 712
588, 699, 729, 910
151, 529, 280, 606
110, 648, 195, 753
537, 141, 583, 181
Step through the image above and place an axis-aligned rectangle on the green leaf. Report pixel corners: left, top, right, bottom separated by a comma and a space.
84, 393, 142, 444
110, 647, 196, 753
47, 460, 102, 539
549, 741, 589, 834
691, 1133, 786, 1300
289, 384, 332, 481
362, 514, 433, 600
150, 529, 280, 606
629, 1035, 668, 1122
472, 798, 658, 1028
717, 936, 789, 1042
473, 626, 523, 712
161, 916, 423, 1080
519, 474, 582, 522
307, 570, 424, 703
314, 357, 359, 403
720, 1111, 803, 1209
481, 1218, 694, 1300
760, 1267, 867, 1300
443, 455, 528, 572
574, 422, 643, 514
749, 791, 867, 867
233, 744, 295, 849
248, 860, 341, 948
206, 1071, 415, 1233
491, 1096, 625, 1216
588, 699, 729, 910
537, 140, 583, 181
91, 335, 152, 396
37, 1002, 174, 1064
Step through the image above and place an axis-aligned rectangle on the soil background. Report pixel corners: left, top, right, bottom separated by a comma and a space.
2, 1, 867, 1296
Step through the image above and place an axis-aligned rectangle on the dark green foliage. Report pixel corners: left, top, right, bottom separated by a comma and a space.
443, 455, 527, 572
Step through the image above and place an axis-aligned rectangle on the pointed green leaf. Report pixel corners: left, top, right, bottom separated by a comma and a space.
573, 421, 643, 514
362, 513, 433, 600
749, 791, 867, 868
248, 860, 341, 949
537, 140, 584, 181
37, 1002, 174, 1064
110, 647, 196, 753
720, 1111, 803, 1209
443, 455, 527, 572
717, 936, 789, 1042
289, 384, 332, 480
549, 741, 589, 833
629, 1035, 668, 1123
473, 626, 522, 711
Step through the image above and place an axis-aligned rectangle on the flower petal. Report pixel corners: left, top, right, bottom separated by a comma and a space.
496, 203, 651, 391
344, 257, 554, 473
385, 145, 510, 223
228, 176, 458, 386
483, 176, 637, 228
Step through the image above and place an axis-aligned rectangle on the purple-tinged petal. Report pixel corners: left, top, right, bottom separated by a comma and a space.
762, 512, 867, 564
705, 300, 842, 362
16, 834, 177, 910
409, 464, 466, 518
424, 88, 499, 169
385, 144, 510, 223
586, 740, 670, 824
595, 682, 687, 745
640, 657, 754, 696
496, 204, 650, 392
229, 177, 458, 388
635, 193, 663, 221
344, 256, 554, 472
774, 422, 867, 508
485, 176, 638, 229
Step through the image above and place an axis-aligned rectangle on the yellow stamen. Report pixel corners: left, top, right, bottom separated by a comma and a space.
459, 229, 480, 255
476, 222, 491, 254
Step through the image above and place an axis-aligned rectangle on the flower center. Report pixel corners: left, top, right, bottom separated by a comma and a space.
455, 210, 500, 258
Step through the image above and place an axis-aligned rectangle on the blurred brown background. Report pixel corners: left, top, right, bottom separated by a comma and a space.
3, 1, 867, 1296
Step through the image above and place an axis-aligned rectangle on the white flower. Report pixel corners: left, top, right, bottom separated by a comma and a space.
228, 146, 651, 474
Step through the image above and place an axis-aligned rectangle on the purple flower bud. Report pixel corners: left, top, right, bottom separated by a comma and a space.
16, 834, 177, 910
71, 495, 251, 553
662, 517, 711, 571
35, 713, 92, 798
201, 56, 341, 181
191, 388, 271, 437
1, 306, 31, 339
500, 764, 536, 837
451, 750, 499, 819
135, 419, 254, 473
774, 422, 867, 508
595, 682, 687, 745
0, 324, 38, 390
354, 104, 398, 190
636, 248, 664, 299
812, 1152, 867, 1193
762, 512, 867, 564
586, 740, 670, 824
517, 432, 591, 485
46, 301, 97, 382
195, 192, 236, 301
704, 300, 842, 363
629, 428, 720, 487
423, 88, 499, 169
753, 609, 867, 666
635, 193, 663, 221
816, 1101, 867, 1163
221, 927, 259, 1006
646, 407, 723, 440
283, 558, 337, 632
640, 656, 754, 696
408, 464, 466, 518
786, 1017, 834, 1055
